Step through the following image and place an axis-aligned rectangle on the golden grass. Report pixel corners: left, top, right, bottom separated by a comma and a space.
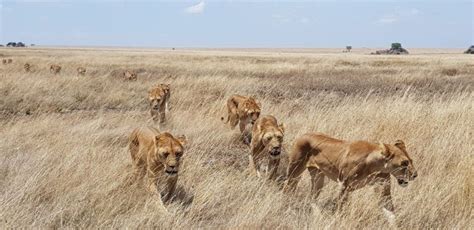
0, 48, 473, 229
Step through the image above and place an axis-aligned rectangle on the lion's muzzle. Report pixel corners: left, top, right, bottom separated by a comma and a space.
165, 165, 178, 176
270, 147, 282, 158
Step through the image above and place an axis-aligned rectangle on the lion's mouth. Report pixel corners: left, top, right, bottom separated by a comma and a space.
165, 170, 178, 176
397, 179, 408, 187
270, 148, 281, 157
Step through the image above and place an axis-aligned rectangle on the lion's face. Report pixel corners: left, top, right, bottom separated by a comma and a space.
383, 140, 417, 187
149, 95, 164, 110
155, 133, 187, 177
243, 98, 261, 125
262, 127, 284, 159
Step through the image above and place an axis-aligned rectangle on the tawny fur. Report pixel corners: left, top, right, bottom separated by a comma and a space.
50, 64, 61, 74
221, 94, 261, 143
123, 70, 137, 81
77, 67, 86, 75
128, 127, 187, 210
148, 84, 171, 124
249, 115, 284, 181
284, 133, 417, 216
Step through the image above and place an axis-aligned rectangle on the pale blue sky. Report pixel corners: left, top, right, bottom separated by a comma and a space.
1, 0, 472, 48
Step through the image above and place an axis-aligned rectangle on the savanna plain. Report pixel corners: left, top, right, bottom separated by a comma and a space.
0, 48, 472, 229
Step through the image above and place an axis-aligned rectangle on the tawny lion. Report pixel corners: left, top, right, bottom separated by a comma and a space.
124, 70, 137, 81
221, 94, 261, 143
284, 133, 417, 222
50, 64, 61, 74
77, 67, 86, 75
148, 84, 171, 123
249, 115, 285, 181
128, 127, 187, 210
24, 63, 31, 72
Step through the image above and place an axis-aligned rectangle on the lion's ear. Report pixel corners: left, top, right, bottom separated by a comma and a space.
176, 135, 187, 147
379, 142, 390, 158
279, 123, 285, 133
394, 140, 406, 151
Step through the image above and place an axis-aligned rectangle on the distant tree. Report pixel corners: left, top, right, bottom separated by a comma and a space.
17, 42, 26, 47
6, 42, 16, 47
346, 46, 352, 52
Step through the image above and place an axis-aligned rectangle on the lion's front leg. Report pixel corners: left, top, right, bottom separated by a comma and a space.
161, 176, 178, 204
159, 103, 166, 124
374, 174, 396, 225
268, 158, 280, 181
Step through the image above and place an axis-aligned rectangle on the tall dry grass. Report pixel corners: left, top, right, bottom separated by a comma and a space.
0, 48, 473, 229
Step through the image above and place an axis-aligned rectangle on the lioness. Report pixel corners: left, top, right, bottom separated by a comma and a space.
77, 67, 86, 75
24, 63, 31, 72
221, 94, 261, 143
2, 59, 7, 64
284, 133, 417, 221
249, 115, 284, 181
148, 84, 171, 123
128, 127, 187, 209
124, 70, 137, 81
7, 59, 12, 64
50, 64, 61, 74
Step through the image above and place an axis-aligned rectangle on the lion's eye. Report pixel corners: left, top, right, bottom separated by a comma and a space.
401, 160, 409, 167
163, 152, 169, 158
176, 152, 183, 158
265, 136, 272, 141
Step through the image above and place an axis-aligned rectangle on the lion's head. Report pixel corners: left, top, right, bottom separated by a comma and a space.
148, 85, 169, 111
242, 97, 261, 125
154, 133, 187, 177
261, 123, 285, 159
380, 140, 417, 187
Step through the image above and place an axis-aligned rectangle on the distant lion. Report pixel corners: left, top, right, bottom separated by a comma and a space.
249, 115, 284, 181
7, 59, 12, 64
148, 84, 171, 124
221, 94, 261, 144
50, 64, 61, 74
24, 63, 31, 72
128, 127, 187, 211
77, 67, 86, 75
124, 70, 137, 81
284, 133, 417, 222
2, 59, 7, 64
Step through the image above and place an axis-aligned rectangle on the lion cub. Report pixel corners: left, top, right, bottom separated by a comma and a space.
249, 115, 284, 181
128, 127, 187, 209
123, 70, 137, 81
148, 84, 171, 123
77, 67, 86, 75
50, 64, 61, 74
221, 94, 261, 144
284, 133, 417, 221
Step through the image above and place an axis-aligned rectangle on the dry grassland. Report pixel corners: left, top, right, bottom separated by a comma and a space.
0, 48, 473, 229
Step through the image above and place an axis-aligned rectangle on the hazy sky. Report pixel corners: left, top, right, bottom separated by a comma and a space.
1, 0, 472, 48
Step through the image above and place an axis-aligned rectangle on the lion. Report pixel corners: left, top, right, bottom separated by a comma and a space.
249, 115, 285, 181
24, 63, 31, 72
77, 67, 86, 75
7, 59, 12, 64
221, 94, 261, 144
50, 64, 61, 74
124, 70, 137, 81
283, 133, 417, 222
128, 126, 187, 210
148, 84, 171, 123
2, 59, 7, 64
